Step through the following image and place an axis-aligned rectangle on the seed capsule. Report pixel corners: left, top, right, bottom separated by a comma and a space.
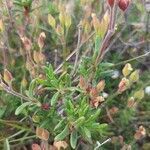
108, 0, 114, 7
118, 0, 130, 11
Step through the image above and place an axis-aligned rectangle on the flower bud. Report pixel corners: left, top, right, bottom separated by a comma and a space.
118, 77, 130, 93
118, 0, 130, 11
134, 90, 144, 100
108, 0, 114, 7
41, 103, 50, 110
48, 14, 56, 29
122, 63, 133, 77
129, 70, 139, 83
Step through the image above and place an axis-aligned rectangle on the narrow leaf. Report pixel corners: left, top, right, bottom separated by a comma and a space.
15, 102, 31, 115
70, 130, 78, 149
51, 92, 60, 106
54, 125, 69, 141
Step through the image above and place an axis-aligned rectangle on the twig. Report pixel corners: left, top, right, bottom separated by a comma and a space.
54, 49, 58, 68
106, 107, 114, 123
94, 138, 111, 150
113, 51, 150, 67
9, 135, 36, 143
95, 0, 119, 66
0, 82, 30, 102
71, 24, 82, 75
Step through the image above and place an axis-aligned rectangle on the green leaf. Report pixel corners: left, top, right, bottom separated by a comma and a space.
70, 130, 78, 149
86, 109, 101, 123
15, 102, 31, 115
93, 36, 101, 60
0, 106, 6, 118
28, 79, 37, 98
54, 125, 69, 141
81, 127, 92, 143
99, 62, 114, 67
51, 92, 60, 106
74, 116, 85, 128
54, 119, 65, 131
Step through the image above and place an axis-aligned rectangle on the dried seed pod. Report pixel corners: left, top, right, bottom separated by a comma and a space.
36, 127, 49, 141
91, 96, 105, 108
3, 69, 13, 85
33, 51, 45, 64
38, 32, 46, 50
96, 80, 105, 92
79, 76, 87, 90
21, 36, 32, 51
90, 87, 99, 98
108, 107, 119, 115
118, 0, 130, 11
53, 141, 68, 150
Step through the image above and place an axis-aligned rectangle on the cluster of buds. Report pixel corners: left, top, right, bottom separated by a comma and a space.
127, 89, 144, 109
48, 6, 72, 36
118, 63, 140, 93
79, 77, 106, 108
108, 0, 130, 11
91, 11, 110, 37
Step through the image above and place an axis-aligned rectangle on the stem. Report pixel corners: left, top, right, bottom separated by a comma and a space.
9, 135, 36, 143
71, 24, 82, 75
95, 0, 119, 67
54, 31, 95, 74
0, 82, 30, 102
113, 51, 150, 67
